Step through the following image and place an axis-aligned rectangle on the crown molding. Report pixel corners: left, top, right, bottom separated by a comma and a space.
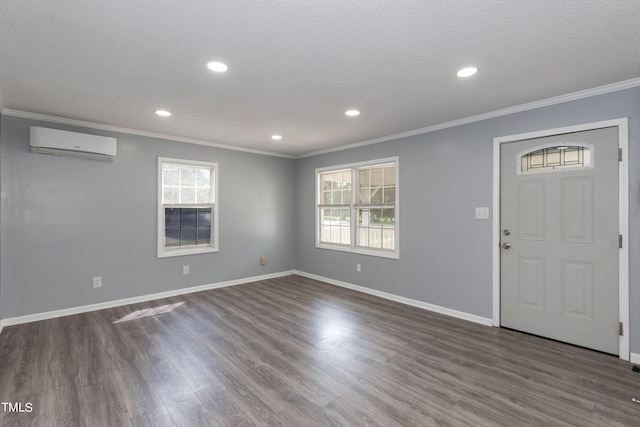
0, 109, 295, 159
296, 77, 640, 158
2, 78, 638, 160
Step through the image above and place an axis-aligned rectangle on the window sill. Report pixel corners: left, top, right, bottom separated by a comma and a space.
158, 247, 218, 258
315, 243, 399, 259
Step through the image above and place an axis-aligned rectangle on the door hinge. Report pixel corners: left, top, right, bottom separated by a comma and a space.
619, 234, 623, 249
619, 322, 624, 336
619, 148, 623, 161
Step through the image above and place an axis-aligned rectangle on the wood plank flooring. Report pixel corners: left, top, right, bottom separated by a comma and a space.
0, 274, 638, 426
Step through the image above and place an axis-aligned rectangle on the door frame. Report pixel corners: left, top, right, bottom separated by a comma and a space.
492, 118, 629, 360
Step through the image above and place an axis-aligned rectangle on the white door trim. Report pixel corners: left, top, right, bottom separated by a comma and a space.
492, 118, 629, 360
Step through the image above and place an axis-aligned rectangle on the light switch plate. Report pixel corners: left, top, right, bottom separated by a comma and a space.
92, 276, 102, 288
475, 207, 489, 220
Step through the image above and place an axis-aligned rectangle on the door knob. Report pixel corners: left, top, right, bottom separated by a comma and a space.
502, 242, 511, 249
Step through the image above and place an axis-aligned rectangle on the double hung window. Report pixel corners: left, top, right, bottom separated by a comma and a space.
158, 157, 218, 258
316, 157, 398, 258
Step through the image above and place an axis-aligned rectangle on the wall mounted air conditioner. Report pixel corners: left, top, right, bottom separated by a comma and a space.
29, 126, 117, 161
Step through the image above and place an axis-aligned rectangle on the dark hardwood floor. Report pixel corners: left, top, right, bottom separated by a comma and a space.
0, 274, 638, 426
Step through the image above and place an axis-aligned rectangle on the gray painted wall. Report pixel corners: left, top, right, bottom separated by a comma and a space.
1, 87, 638, 355
0, 116, 296, 318
295, 87, 640, 353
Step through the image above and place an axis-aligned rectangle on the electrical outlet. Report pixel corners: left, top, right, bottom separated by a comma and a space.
475, 207, 489, 220
183, 265, 190, 275
92, 276, 102, 288
260, 257, 267, 266
356, 264, 361, 272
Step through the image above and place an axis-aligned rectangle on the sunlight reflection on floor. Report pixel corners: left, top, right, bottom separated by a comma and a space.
113, 302, 185, 323
315, 303, 355, 342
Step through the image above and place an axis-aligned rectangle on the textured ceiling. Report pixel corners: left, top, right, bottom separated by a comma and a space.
1, 0, 639, 157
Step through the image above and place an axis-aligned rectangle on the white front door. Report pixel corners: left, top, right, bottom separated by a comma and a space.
500, 127, 619, 355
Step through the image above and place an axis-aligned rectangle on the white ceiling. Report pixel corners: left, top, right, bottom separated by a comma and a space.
1, 1, 639, 157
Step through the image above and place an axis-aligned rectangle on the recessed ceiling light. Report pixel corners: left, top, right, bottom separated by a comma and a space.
271, 135, 282, 141
345, 110, 360, 117
207, 61, 228, 72
155, 110, 172, 117
457, 67, 478, 78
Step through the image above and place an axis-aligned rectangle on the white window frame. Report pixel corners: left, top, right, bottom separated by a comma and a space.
315, 157, 399, 259
157, 157, 219, 258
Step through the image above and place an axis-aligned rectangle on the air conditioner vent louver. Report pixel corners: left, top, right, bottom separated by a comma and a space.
29, 127, 117, 161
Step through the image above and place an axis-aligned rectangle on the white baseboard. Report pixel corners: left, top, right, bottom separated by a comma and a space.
1, 271, 294, 327
293, 270, 493, 327
3, 271, 635, 359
